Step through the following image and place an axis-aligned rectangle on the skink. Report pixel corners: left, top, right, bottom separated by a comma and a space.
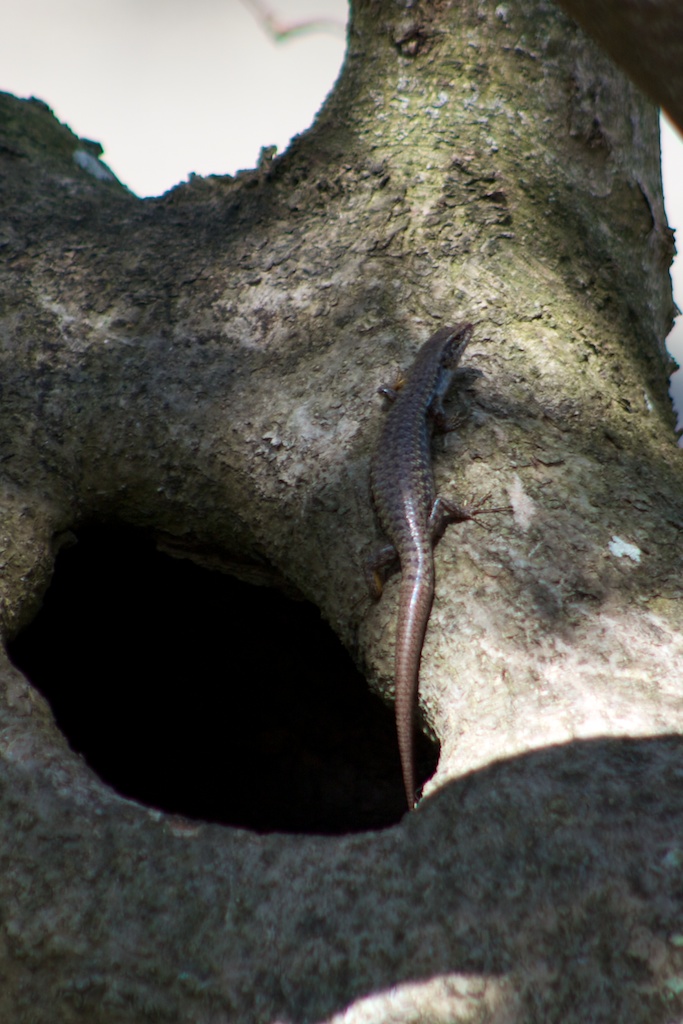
369, 323, 504, 808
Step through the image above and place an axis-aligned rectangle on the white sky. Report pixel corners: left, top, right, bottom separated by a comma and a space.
2, 0, 681, 432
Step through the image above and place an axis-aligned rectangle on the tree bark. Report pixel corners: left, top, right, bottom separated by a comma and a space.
1, 1, 682, 1021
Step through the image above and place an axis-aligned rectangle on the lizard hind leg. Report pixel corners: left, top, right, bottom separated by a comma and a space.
427, 495, 477, 544
428, 494, 512, 544
365, 543, 399, 599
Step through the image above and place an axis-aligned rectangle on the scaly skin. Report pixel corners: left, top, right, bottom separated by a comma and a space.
369, 324, 499, 808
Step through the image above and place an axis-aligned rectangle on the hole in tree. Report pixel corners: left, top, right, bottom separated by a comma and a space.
7, 525, 439, 834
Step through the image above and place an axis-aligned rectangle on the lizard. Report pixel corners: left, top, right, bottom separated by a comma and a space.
368, 323, 508, 809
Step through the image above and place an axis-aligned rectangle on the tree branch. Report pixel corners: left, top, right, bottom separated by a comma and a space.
557, 0, 683, 132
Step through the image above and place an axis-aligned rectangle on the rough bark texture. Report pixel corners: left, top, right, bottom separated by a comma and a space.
1, 0, 682, 1021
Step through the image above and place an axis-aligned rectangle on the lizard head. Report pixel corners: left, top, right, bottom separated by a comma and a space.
438, 322, 473, 370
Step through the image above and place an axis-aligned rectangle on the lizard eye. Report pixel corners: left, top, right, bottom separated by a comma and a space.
442, 343, 460, 366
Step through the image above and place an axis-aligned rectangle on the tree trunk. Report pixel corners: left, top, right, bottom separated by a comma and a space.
1, 0, 682, 1021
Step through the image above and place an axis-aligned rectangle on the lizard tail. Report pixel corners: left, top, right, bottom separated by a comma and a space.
394, 553, 434, 808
